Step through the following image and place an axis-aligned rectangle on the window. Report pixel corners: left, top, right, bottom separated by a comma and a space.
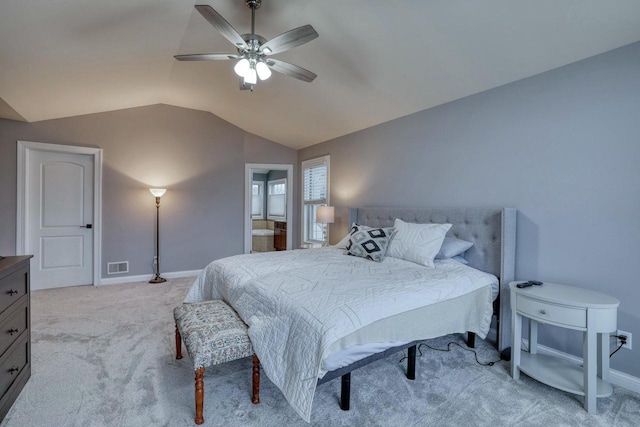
251, 181, 264, 219
267, 178, 287, 220
301, 155, 330, 243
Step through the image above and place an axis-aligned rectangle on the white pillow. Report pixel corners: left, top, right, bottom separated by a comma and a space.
387, 219, 452, 267
435, 237, 474, 259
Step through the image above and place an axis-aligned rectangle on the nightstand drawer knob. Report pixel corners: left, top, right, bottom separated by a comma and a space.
540, 309, 546, 315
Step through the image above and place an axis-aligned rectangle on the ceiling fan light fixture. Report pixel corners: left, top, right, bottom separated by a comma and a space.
256, 61, 272, 80
244, 67, 258, 85
234, 58, 250, 77
177, 4, 318, 89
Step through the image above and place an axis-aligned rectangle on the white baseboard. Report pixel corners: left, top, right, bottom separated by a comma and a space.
99, 269, 201, 286
522, 339, 640, 394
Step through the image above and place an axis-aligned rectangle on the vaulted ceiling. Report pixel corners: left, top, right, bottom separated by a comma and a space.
1, 1, 640, 149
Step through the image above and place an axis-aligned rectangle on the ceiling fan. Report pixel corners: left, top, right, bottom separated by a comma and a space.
175, 1, 319, 90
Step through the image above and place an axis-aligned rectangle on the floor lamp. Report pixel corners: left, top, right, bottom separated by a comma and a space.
316, 205, 335, 246
149, 188, 167, 283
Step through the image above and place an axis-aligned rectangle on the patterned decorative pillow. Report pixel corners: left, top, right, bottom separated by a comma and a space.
346, 224, 396, 262
387, 219, 452, 267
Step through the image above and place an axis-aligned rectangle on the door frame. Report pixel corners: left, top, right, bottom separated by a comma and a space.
16, 140, 103, 286
244, 163, 293, 254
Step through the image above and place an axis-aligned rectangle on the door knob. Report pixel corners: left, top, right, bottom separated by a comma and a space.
79, 224, 93, 229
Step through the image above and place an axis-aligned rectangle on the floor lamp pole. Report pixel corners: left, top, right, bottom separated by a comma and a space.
149, 189, 167, 283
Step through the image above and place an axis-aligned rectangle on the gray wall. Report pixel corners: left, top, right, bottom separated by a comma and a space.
0, 104, 297, 277
299, 42, 640, 377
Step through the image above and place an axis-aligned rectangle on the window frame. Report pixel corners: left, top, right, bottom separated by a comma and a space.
251, 180, 264, 219
267, 178, 287, 221
301, 155, 330, 244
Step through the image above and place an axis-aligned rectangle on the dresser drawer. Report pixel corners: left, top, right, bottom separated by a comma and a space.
516, 294, 586, 328
0, 336, 28, 401
0, 301, 28, 358
0, 266, 28, 315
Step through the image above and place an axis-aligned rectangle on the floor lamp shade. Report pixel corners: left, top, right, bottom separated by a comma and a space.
149, 188, 167, 283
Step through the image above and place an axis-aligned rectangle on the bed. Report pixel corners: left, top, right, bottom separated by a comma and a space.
185, 207, 516, 422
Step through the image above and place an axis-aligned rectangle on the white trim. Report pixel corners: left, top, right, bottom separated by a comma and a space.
98, 269, 202, 286
244, 164, 293, 254
16, 140, 103, 286
521, 339, 640, 394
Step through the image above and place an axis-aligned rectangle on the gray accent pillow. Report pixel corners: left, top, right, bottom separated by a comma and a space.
435, 237, 474, 259
346, 224, 396, 262
451, 255, 469, 264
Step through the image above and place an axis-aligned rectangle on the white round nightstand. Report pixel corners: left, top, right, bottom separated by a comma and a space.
509, 281, 620, 414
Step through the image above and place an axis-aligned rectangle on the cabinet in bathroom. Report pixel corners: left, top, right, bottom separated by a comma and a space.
274, 221, 287, 251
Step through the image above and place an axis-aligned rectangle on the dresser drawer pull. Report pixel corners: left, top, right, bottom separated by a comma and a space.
540, 309, 547, 315
9, 366, 19, 375
8, 328, 19, 336
8, 289, 19, 296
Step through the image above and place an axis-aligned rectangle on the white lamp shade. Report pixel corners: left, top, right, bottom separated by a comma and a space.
149, 188, 167, 197
244, 67, 257, 85
316, 206, 335, 224
234, 58, 250, 77
256, 61, 272, 80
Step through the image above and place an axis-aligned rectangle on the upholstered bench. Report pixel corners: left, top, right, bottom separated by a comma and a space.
174, 300, 260, 425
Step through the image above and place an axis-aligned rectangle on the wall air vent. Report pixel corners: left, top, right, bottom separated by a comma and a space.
107, 261, 129, 275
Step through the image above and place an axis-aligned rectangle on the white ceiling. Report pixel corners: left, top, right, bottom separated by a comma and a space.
1, 1, 639, 149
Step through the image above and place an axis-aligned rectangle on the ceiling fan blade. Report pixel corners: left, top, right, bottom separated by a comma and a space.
174, 53, 239, 61
195, 5, 248, 50
260, 24, 318, 55
266, 59, 317, 82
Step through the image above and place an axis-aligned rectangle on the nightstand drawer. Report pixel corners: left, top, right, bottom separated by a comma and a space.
516, 295, 586, 328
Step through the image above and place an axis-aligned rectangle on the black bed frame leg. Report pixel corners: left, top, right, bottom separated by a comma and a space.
340, 373, 351, 410
407, 345, 416, 380
467, 332, 476, 348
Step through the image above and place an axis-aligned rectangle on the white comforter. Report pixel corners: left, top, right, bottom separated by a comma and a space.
184, 247, 497, 422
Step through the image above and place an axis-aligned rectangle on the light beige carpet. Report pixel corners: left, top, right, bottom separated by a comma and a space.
2, 277, 639, 426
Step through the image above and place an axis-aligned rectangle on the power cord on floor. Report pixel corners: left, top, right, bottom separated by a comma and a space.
399, 341, 502, 367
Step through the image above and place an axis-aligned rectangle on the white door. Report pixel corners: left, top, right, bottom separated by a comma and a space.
27, 150, 94, 290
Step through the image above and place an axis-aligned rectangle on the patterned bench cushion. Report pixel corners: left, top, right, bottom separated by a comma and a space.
174, 300, 253, 369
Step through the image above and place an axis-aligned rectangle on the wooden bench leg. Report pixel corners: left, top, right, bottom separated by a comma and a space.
175, 324, 183, 360
252, 354, 260, 404
195, 367, 205, 425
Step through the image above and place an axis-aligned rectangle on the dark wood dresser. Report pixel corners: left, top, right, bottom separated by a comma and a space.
274, 221, 287, 251
0, 256, 32, 421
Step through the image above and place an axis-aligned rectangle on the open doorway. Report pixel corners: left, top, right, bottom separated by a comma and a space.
244, 163, 293, 254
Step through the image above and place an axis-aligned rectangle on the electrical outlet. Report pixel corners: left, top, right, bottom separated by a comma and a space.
616, 330, 632, 350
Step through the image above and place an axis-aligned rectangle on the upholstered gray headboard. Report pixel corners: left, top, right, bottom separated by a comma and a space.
348, 207, 516, 351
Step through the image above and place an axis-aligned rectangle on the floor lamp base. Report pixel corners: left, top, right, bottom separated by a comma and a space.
149, 275, 167, 283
